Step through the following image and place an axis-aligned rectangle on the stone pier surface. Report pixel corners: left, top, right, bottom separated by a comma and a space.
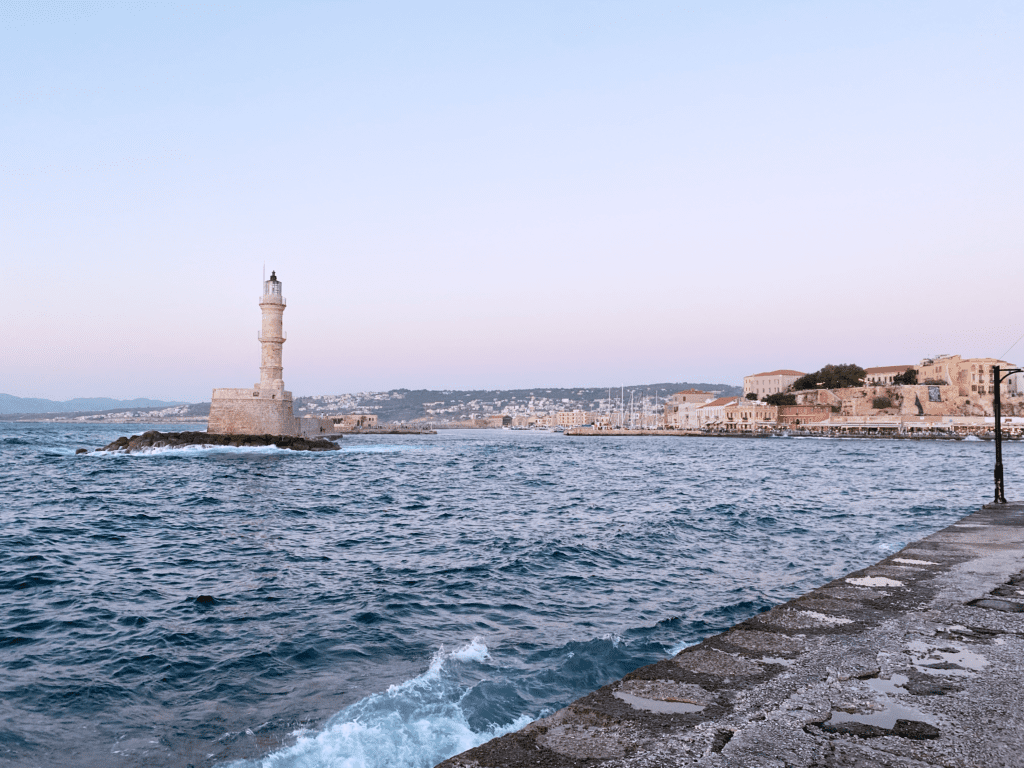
438, 503, 1024, 768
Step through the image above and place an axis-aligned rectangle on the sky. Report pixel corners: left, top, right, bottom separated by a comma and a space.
2, 0, 1022, 402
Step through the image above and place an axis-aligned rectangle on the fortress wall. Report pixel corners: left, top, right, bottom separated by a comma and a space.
208, 388, 297, 436
297, 416, 331, 437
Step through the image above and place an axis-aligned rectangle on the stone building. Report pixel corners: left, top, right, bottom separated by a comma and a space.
864, 365, 913, 386
208, 272, 300, 436
743, 370, 804, 398
329, 414, 379, 431
696, 396, 739, 429
555, 410, 591, 429
722, 400, 778, 432
663, 389, 715, 429
916, 355, 1017, 399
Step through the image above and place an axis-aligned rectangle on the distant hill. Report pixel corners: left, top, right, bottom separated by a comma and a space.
295, 382, 742, 423
0, 394, 189, 415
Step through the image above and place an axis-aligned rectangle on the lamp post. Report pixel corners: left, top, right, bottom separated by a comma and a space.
993, 365, 1022, 504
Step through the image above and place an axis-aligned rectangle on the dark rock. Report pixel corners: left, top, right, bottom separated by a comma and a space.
75, 448, 87, 454
968, 597, 1024, 612
891, 719, 940, 740
95, 431, 341, 454
195, 595, 216, 604
813, 718, 940, 741
710, 729, 734, 752
904, 670, 962, 696
814, 720, 889, 738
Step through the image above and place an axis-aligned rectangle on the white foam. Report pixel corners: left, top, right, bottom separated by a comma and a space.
667, 639, 698, 656
447, 638, 489, 663
219, 639, 526, 768
892, 558, 937, 565
87, 443, 293, 457
846, 576, 903, 587
339, 445, 423, 454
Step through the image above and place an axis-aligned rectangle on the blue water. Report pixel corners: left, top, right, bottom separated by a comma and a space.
1, 423, 1016, 768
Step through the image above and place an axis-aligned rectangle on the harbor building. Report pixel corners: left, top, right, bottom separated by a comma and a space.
743, 369, 804, 398
864, 364, 913, 385
663, 389, 716, 429
208, 271, 300, 436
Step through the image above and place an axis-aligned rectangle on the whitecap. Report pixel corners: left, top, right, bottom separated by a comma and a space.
219, 639, 527, 768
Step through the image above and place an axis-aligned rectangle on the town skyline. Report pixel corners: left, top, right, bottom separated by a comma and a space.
3, 347, 1023, 407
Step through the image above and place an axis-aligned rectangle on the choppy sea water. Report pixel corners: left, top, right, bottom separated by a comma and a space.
1, 423, 1017, 768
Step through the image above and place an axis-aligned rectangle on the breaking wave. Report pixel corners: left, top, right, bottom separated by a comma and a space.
220, 640, 531, 768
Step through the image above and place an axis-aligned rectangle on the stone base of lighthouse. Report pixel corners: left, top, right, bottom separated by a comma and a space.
208, 387, 299, 436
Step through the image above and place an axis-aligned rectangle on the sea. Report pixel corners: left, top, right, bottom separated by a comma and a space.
1, 422, 1016, 768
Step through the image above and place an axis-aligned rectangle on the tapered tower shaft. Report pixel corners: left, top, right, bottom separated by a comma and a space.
259, 271, 286, 390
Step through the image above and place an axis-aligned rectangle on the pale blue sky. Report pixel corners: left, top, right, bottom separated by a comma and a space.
3, 1, 1021, 401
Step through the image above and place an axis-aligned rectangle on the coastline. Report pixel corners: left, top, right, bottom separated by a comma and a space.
439, 501, 1024, 767
564, 427, 1012, 441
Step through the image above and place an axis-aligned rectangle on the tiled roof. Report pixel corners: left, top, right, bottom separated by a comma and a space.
748, 370, 804, 378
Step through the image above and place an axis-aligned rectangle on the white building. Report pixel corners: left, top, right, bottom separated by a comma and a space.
743, 370, 804, 398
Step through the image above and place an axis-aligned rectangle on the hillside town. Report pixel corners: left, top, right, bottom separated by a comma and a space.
15, 354, 1023, 438
289, 353, 1023, 438
565, 354, 1024, 437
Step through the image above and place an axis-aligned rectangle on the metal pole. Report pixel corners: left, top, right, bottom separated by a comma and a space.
995, 365, 1005, 504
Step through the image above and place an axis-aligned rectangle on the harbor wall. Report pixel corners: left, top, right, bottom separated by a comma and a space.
208, 388, 297, 436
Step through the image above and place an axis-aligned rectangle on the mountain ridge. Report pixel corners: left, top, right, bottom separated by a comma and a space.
0, 394, 189, 415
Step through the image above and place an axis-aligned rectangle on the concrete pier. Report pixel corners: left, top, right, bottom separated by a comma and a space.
439, 502, 1024, 767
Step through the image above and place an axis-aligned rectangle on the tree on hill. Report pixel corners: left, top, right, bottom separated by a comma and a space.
792, 364, 867, 391
764, 392, 796, 406
893, 368, 918, 385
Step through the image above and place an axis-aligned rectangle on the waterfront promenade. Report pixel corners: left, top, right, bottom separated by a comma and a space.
439, 501, 1024, 767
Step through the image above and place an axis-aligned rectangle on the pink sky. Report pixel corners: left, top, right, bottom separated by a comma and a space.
3, 1, 1021, 402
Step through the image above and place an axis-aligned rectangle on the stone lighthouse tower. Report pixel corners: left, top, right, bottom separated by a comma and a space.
207, 270, 298, 436
259, 271, 287, 391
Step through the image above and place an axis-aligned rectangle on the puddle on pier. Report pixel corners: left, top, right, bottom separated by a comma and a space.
613, 692, 705, 714
826, 674, 936, 730
906, 640, 989, 675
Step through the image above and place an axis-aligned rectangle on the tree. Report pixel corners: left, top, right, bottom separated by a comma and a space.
872, 396, 893, 409
792, 364, 867, 391
765, 392, 796, 406
893, 368, 918, 385
745, 392, 758, 400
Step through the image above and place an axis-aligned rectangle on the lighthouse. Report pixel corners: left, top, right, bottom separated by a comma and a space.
259, 271, 286, 391
207, 270, 299, 436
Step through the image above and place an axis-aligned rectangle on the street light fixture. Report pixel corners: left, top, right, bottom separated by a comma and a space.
993, 365, 1023, 504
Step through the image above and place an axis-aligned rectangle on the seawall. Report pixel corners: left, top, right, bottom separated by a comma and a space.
438, 502, 1024, 767
564, 428, 1003, 440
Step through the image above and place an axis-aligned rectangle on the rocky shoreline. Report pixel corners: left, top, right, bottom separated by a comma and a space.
88, 430, 341, 454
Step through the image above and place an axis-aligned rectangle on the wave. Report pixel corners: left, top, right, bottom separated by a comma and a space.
79, 443, 423, 457
339, 445, 424, 454
84, 443, 298, 457
218, 639, 531, 768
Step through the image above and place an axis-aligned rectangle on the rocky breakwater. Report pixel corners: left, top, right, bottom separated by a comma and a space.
92, 430, 341, 453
